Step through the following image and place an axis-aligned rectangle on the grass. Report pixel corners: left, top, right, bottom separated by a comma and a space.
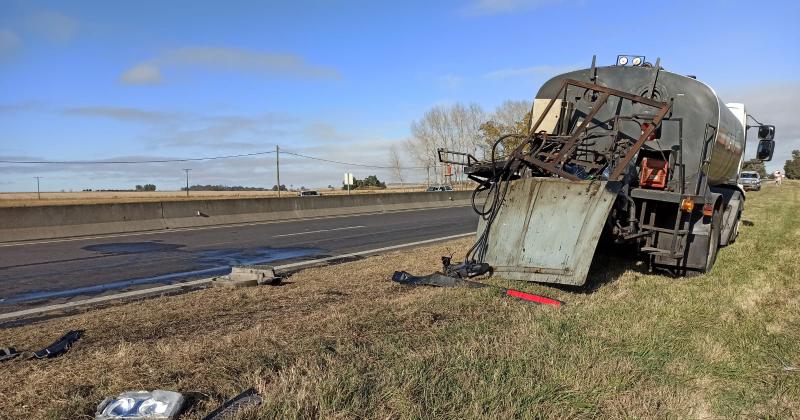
0, 182, 798, 419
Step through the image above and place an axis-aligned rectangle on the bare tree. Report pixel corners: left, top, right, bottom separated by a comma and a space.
388, 144, 405, 185
407, 102, 486, 185
493, 100, 531, 129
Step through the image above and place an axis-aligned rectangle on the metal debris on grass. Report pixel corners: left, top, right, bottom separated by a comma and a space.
212, 265, 282, 288
33, 329, 84, 359
392, 270, 563, 307
202, 388, 263, 420
0, 347, 20, 362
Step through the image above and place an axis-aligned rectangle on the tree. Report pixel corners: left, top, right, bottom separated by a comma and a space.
361, 175, 386, 188
741, 159, 767, 178
480, 100, 532, 153
406, 102, 485, 185
388, 145, 405, 184
271, 184, 287, 191
785, 150, 800, 179
342, 175, 386, 190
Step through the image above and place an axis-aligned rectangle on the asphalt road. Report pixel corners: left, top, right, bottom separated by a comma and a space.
0, 206, 478, 313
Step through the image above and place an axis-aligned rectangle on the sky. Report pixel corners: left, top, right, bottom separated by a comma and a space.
1, 0, 798, 192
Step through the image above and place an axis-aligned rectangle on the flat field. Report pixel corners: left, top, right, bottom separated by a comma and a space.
0, 182, 797, 418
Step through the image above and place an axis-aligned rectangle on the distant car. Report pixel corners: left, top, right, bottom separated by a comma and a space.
298, 190, 321, 197
426, 185, 454, 192
738, 171, 761, 191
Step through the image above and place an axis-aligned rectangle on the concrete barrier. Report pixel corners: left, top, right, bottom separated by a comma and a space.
0, 191, 473, 242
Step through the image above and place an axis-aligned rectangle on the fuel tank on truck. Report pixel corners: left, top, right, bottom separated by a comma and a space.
532, 66, 746, 190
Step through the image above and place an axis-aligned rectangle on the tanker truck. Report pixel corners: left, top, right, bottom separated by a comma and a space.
440, 56, 776, 286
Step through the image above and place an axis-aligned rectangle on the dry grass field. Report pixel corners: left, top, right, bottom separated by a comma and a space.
0, 185, 453, 208
0, 182, 797, 418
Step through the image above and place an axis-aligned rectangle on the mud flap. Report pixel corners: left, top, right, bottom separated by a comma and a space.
480, 178, 622, 286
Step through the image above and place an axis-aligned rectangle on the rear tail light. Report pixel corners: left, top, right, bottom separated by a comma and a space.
680, 197, 695, 213
702, 203, 714, 216
640, 158, 669, 189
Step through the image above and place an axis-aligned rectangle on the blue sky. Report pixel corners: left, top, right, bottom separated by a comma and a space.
1, 0, 798, 191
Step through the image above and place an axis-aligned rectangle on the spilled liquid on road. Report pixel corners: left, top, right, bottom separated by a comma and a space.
1, 243, 322, 304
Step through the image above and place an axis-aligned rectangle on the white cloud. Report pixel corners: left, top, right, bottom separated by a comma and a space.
165, 47, 340, 79
0, 29, 20, 54
62, 106, 177, 124
158, 113, 295, 149
463, 0, 563, 15
484, 64, 579, 79
27, 11, 78, 42
119, 64, 163, 85
120, 46, 341, 85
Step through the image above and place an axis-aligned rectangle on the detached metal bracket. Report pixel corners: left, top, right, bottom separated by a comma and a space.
525, 78, 672, 182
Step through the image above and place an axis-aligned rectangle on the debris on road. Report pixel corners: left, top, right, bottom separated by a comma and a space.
441, 255, 492, 278
95, 390, 185, 419
33, 330, 84, 359
212, 265, 282, 288
392, 271, 563, 307
202, 388, 263, 420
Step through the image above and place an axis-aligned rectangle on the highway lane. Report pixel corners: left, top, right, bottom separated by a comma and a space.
0, 206, 478, 313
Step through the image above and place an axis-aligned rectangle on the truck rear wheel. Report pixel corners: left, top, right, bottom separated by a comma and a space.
701, 210, 721, 273
728, 199, 743, 244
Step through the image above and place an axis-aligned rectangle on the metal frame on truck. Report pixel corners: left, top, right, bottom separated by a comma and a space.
439, 56, 775, 284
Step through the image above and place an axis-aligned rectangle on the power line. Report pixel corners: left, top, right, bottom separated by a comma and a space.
0, 150, 277, 164
280, 150, 427, 170
0, 148, 431, 170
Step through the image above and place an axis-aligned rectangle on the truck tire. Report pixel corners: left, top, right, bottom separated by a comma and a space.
701, 210, 721, 273
728, 199, 743, 244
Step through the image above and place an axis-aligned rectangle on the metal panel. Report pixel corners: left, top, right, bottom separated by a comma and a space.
529, 98, 562, 134
479, 178, 621, 286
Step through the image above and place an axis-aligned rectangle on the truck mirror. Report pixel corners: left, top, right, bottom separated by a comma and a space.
756, 140, 775, 161
758, 125, 775, 140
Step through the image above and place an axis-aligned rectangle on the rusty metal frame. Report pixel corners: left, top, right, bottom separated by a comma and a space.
526, 78, 672, 182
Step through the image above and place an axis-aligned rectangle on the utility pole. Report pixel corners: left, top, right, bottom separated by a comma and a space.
34, 176, 42, 200
182, 169, 191, 197
276, 145, 281, 198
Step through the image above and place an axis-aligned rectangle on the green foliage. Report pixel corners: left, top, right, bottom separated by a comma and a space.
480, 110, 532, 153
271, 184, 287, 191
343, 175, 386, 190
741, 159, 767, 178
784, 150, 800, 179
135, 184, 156, 191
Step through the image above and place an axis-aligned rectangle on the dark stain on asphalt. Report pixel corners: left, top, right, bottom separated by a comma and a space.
82, 242, 186, 254
1, 246, 323, 305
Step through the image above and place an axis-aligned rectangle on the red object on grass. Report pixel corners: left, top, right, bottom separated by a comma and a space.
505, 289, 563, 306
